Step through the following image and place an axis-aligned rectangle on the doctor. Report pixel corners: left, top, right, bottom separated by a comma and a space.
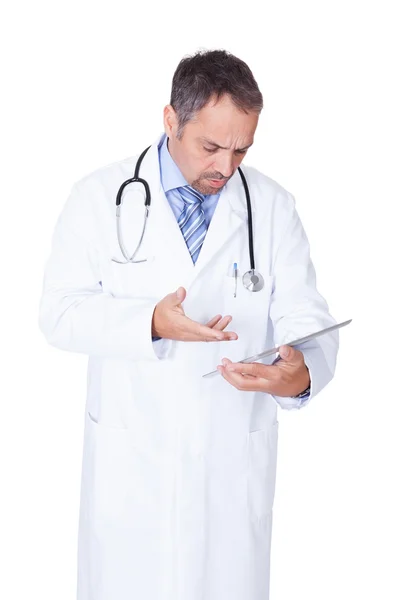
38, 49, 339, 600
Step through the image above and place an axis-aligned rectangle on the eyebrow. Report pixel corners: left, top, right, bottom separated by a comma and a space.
200, 137, 253, 152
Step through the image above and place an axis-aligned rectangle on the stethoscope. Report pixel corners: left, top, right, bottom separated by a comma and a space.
112, 145, 265, 292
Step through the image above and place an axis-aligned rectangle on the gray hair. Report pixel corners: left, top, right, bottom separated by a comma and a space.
170, 49, 263, 139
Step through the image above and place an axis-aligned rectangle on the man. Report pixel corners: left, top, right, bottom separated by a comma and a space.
38, 49, 339, 600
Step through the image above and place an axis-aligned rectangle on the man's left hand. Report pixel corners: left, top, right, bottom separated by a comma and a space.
217, 345, 310, 397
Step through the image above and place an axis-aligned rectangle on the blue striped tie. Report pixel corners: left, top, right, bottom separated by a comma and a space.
177, 185, 207, 264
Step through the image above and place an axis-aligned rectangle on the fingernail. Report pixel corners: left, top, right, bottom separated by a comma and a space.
227, 365, 235, 371
222, 359, 228, 366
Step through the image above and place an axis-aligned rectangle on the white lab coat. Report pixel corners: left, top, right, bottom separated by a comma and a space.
38, 132, 339, 600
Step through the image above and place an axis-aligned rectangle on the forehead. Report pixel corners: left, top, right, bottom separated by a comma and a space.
197, 95, 257, 123
187, 95, 259, 143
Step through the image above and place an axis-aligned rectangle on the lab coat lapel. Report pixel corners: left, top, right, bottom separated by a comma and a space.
138, 136, 195, 281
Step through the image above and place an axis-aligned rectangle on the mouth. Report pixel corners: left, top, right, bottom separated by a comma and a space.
208, 179, 227, 188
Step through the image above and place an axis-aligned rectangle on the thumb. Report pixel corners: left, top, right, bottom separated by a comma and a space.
173, 286, 186, 305
279, 345, 294, 360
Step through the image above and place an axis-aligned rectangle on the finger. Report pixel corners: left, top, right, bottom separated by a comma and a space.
173, 314, 223, 341
223, 361, 279, 379
205, 314, 223, 328
212, 315, 232, 331
191, 319, 239, 342
189, 319, 228, 341
221, 330, 239, 341
199, 326, 237, 342
179, 316, 237, 343
212, 318, 238, 340
217, 366, 268, 391
204, 315, 234, 333
220, 368, 258, 381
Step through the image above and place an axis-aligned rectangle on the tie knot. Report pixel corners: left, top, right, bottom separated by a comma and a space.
179, 185, 205, 205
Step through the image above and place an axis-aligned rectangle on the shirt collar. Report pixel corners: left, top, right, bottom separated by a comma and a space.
158, 133, 189, 192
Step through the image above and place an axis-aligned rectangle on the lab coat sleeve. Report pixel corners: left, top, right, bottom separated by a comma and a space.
268, 191, 339, 410
38, 183, 173, 361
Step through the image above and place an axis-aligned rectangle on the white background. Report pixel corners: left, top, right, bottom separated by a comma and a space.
1, 1, 399, 598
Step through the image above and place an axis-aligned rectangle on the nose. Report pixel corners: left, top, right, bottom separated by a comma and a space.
214, 153, 235, 179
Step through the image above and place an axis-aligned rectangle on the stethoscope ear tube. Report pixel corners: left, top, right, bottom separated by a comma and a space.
237, 167, 255, 272
116, 145, 152, 207
116, 177, 151, 208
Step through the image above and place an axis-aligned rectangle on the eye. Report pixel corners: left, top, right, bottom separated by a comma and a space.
204, 147, 217, 153
235, 149, 247, 155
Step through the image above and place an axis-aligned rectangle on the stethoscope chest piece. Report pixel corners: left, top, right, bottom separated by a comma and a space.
242, 269, 265, 292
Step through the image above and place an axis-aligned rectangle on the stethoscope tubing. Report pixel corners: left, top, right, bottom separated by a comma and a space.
113, 144, 264, 291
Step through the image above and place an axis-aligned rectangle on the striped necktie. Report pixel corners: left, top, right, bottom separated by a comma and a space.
177, 185, 207, 264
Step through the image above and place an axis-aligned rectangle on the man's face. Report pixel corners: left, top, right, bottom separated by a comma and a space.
163, 94, 259, 195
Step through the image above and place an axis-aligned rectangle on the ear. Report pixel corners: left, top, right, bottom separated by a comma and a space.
163, 104, 178, 138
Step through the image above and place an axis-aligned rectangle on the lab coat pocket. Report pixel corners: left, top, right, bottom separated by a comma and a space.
247, 422, 279, 523
86, 410, 134, 527
222, 274, 274, 345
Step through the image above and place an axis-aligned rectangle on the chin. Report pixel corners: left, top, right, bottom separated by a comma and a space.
205, 186, 222, 195
193, 181, 226, 196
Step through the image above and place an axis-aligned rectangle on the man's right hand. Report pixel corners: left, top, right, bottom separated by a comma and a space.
152, 287, 238, 342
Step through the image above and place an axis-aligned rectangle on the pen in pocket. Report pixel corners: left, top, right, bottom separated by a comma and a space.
233, 262, 238, 297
